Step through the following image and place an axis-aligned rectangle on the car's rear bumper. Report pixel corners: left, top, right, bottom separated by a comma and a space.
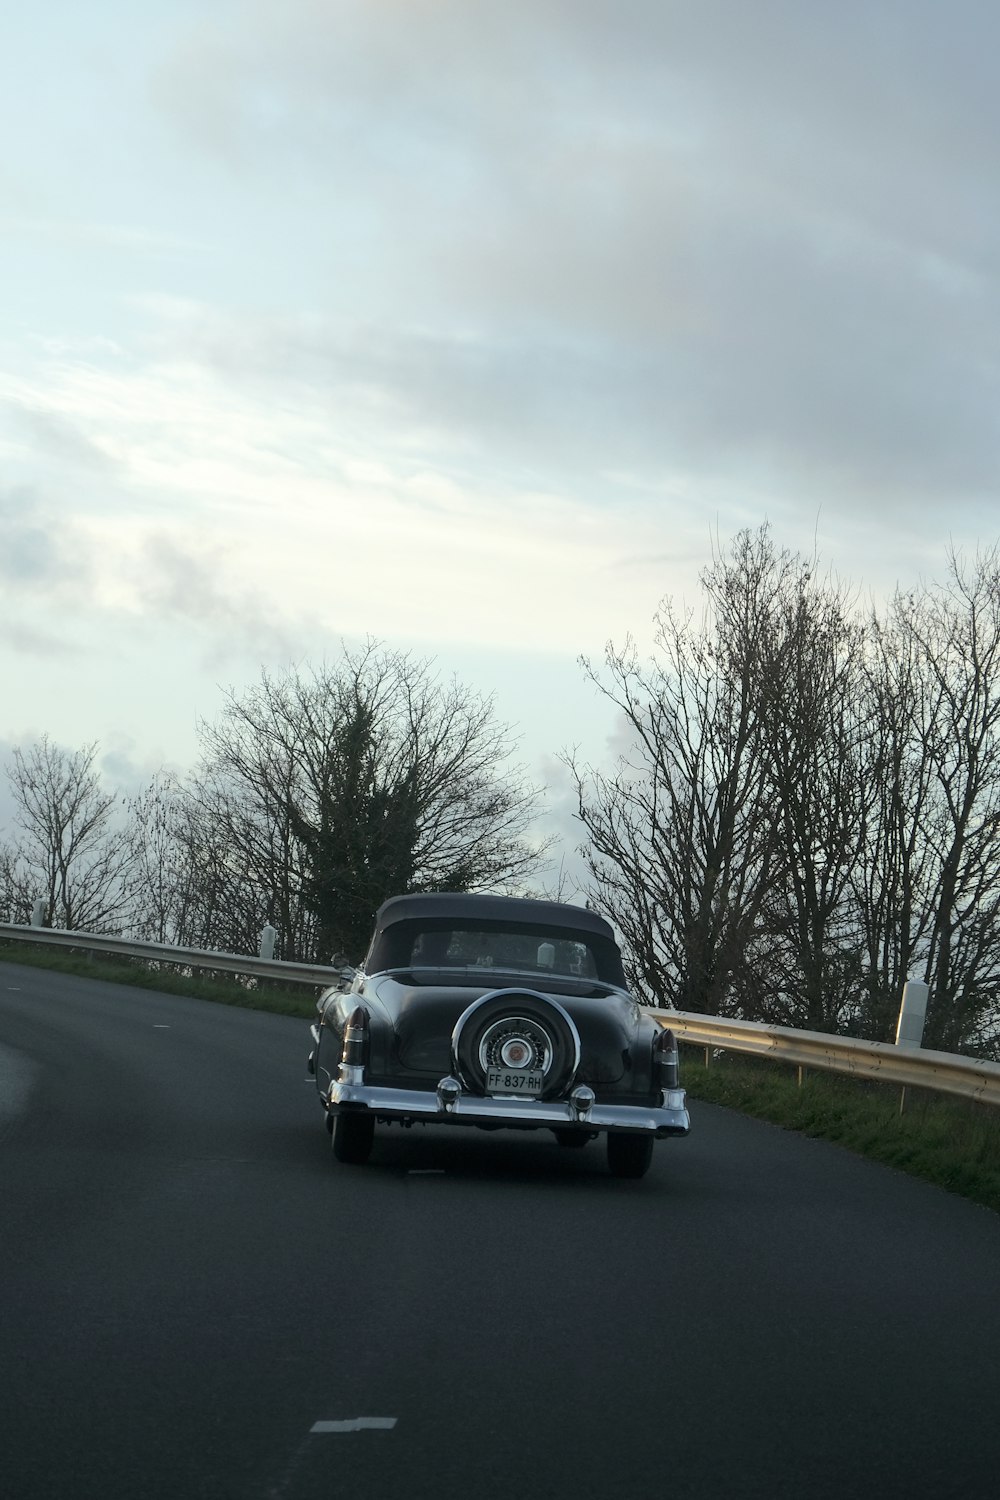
323, 1073, 690, 1137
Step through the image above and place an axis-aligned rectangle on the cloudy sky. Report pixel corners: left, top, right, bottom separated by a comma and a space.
2, 0, 999, 856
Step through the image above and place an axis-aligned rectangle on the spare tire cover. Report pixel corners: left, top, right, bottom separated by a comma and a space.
451, 989, 581, 1099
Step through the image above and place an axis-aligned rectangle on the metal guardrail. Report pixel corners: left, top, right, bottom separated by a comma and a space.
3, 921, 998, 1107
647, 1007, 1000, 1108
0, 923, 340, 989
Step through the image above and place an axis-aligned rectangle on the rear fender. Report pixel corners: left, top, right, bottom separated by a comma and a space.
316, 987, 393, 1094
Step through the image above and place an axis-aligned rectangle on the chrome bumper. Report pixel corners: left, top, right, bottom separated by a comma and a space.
324, 1072, 690, 1137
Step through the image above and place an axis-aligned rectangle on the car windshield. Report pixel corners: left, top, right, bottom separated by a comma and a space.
368, 918, 626, 987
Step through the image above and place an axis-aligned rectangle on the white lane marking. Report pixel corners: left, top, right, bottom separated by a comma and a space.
6, 986, 21, 991
153, 1025, 170, 1028
0, 1043, 36, 1126
311, 1418, 397, 1433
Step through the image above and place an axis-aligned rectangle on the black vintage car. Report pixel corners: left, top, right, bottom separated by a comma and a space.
308, 892, 690, 1178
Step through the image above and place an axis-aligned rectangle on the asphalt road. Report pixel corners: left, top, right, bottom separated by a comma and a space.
2, 961, 1000, 1500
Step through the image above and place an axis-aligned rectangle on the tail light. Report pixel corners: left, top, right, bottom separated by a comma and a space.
655, 1027, 680, 1090
342, 1007, 370, 1068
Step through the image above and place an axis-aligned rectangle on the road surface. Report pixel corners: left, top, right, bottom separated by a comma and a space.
2, 962, 999, 1499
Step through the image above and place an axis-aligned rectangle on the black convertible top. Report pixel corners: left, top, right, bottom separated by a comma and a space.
374, 892, 615, 940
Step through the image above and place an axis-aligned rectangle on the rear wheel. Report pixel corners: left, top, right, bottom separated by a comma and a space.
606, 1132, 653, 1179
332, 1111, 374, 1165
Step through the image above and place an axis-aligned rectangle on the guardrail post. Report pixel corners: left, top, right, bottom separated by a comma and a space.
895, 981, 929, 1049
30, 899, 46, 928
259, 924, 277, 961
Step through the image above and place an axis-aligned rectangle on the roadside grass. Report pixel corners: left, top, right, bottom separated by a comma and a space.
0, 942, 320, 1019
682, 1047, 1000, 1215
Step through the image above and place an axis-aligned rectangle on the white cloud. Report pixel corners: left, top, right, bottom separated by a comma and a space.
0, 324, 704, 661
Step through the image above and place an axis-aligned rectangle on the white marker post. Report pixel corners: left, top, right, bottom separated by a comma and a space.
895, 980, 929, 1115
895, 980, 929, 1049
259, 923, 277, 960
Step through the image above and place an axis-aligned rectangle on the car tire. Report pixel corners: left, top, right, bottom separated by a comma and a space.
332, 1111, 374, 1165
606, 1132, 653, 1179
452, 990, 581, 1099
553, 1129, 591, 1148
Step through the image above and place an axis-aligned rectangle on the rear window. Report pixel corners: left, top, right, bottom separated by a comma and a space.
418, 927, 597, 977
368, 918, 625, 986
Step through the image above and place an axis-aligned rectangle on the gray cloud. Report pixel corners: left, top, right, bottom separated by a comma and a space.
174, 270, 1000, 521
151, 1, 1000, 521
12, 407, 119, 476
0, 620, 83, 659
157, 1, 1000, 271
0, 487, 92, 588
139, 532, 312, 663
97, 738, 184, 797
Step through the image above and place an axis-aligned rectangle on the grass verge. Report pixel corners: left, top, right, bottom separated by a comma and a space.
682, 1046, 1000, 1215
0, 941, 320, 1019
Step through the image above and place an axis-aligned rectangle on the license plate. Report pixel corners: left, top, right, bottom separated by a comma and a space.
487, 1069, 544, 1096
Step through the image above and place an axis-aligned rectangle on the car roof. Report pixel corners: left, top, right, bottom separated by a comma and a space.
374, 892, 616, 940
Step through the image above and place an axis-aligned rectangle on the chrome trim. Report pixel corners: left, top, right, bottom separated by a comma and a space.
478, 1017, 551, 1074
655, 1028, 681, 1090
336, 1062, 365, 1087
437, 1076, 461, 1112
570, 1084, 595, 1120
324, 1078, 690, 1136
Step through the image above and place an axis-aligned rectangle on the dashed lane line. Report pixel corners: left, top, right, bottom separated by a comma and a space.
0, 1042, 36, 1129
310, 1418, 397, 1433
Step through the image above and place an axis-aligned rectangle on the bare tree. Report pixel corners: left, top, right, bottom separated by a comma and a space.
5, 737, 135, 932
889, 549, 1000, 1051
851, 605, 942, 1039
572, 528, 1000, 1054
570, 529, 793, 1012
187, 643, 548, 962
754, 567, 870, 1031
123, 772, 265, 951
0, 842, 31, 925
175, 765, 317, 958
